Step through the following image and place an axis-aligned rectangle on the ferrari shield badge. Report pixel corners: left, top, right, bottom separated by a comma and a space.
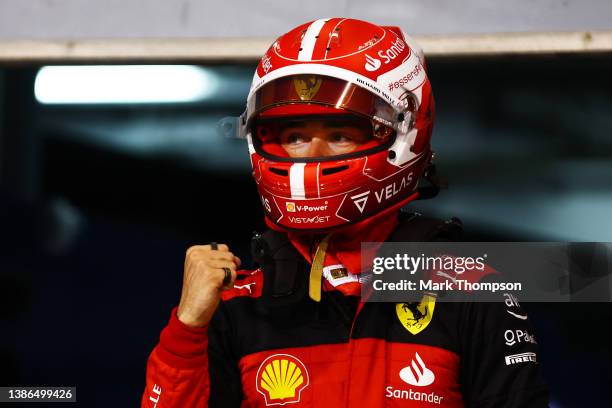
396, 294, 436, 335
293, 76, 322, 101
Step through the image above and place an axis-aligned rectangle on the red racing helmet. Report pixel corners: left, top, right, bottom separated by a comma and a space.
241, 18, 436, 232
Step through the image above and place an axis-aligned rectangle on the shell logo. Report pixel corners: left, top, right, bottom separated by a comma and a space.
256, 354, 310, 406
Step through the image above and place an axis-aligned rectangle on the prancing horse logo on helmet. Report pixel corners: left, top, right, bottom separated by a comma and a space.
396, 294, 436, 335
293, 76, 323, 101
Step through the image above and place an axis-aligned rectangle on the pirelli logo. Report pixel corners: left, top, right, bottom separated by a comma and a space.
505, 352, 537, 366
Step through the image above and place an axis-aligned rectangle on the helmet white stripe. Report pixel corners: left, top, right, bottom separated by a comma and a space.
289, 163, 307, 199
298, 19, 328, 61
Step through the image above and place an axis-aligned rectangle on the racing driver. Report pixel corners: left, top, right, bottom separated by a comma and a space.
142, 18, 549, 407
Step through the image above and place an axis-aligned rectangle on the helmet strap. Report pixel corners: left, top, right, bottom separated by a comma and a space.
416, 163, 446, 200
308, 234, 332, 302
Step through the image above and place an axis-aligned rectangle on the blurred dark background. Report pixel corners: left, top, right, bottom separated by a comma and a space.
1, 55, 612, 407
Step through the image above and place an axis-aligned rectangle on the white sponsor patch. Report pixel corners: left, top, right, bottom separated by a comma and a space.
505, 352, 537, 366
323, 264, 358, 287
288, 215, 330, 224
506, 310, 528, 320
351, 191, 370, 213
399, 352, 435, 387
504, 329, 537, 346
376, 50, 426, 97
387, 351, 443, 404
365, 54, 382, 72
504, 293, 521, 308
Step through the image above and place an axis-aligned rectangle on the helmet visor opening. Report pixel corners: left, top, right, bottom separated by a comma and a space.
252, 114, 395, 160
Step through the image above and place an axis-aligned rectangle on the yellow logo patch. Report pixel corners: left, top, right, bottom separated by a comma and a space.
293, 75, 322, 101
396, 294, 436, 335
329, 267, 348, 279
256, 354, 309, 406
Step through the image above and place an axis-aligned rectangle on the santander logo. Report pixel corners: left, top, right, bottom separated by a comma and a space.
364, 54, 382, 72
399, 352, 435, 387
365, 37, 408, 73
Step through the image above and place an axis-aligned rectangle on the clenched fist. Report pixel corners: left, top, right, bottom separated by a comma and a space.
177, 243, 241, 328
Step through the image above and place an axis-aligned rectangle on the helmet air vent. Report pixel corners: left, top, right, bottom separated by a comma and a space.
322, 165, 349, 175
269, 167, 289, 176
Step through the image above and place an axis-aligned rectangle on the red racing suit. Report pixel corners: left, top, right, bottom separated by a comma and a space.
142, 215, 548, 407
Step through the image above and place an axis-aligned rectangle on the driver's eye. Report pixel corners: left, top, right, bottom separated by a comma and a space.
283, 132, 305, 144
329, 132, 355, 144
330, 132, 352, 143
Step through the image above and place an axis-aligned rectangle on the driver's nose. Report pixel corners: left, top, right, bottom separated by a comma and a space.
303, 135, 331, 157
